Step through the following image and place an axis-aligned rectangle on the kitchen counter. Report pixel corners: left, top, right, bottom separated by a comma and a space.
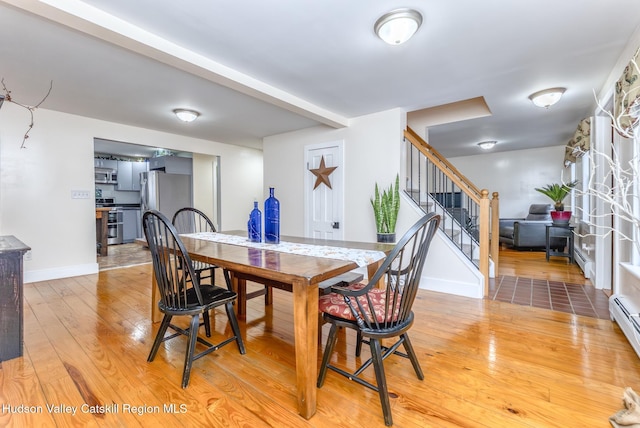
95, 207, 112, 215
96, 208, 111, 256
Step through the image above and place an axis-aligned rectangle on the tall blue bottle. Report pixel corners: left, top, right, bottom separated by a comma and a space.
264, 187, 280, 244
248, 200, 261, 242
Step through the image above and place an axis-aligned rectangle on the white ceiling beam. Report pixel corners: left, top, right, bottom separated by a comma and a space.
2, 0, 349, 129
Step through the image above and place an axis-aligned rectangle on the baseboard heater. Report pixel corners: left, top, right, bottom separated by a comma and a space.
573, 246, 592, 279
610, 294, 640, 359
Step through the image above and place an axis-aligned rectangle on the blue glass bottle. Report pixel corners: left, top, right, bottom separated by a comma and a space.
248, 200, 261, 242
264, 187, 280, 244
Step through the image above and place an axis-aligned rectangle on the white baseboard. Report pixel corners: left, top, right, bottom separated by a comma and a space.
419, 276, 483, 299
24, 263, 99, 284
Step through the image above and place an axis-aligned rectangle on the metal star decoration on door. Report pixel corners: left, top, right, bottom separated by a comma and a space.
309, 156, 337, 189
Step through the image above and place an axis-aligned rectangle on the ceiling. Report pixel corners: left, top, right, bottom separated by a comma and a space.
1, 0, 640, 158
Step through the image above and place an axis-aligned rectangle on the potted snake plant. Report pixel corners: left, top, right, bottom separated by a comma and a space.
370, 174, 400, 242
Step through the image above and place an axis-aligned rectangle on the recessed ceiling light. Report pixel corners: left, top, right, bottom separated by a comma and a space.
528, 88, 566, 108
374, 9, 423, 45
478, 141, 497, 150
173, 108, 200, 122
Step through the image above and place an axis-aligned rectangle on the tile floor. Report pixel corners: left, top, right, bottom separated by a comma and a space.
488, 275, 610, 320
98, 243, 151, 270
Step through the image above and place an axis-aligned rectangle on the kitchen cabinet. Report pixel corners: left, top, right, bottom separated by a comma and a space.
149, 156, 192, 175
117, 161, 147, 191
122, 209, 140, 243
116, 161, 132, 190
94, 158, 117, 169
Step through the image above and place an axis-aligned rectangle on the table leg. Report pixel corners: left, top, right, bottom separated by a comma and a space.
292, 279, 318, 419
368, 260, 385, 288
228, 272, 248, 319
545, 227, 551, 262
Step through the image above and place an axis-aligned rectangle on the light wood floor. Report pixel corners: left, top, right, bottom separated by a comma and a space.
3, 263, 639, 427
497, 246, 594, 286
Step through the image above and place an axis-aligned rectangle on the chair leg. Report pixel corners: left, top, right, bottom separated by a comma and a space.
317, 322, 339, 387
355, 331, 363, 357
370, 338, 393, 426
148, 314, 171, 362
182, 315, 201, 388
202, 310, 212, 337
401, 333, 424, 380
317, 312, 325, 346
195, 268, 212, 338
225, 302, 246, 354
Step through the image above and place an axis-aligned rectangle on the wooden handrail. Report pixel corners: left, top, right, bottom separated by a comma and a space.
405, 128, 483, 197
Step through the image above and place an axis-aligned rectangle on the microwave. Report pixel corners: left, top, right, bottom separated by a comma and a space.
95, 167, 117, 184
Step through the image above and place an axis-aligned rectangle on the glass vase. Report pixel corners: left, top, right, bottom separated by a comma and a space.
248, 201, 262, 242
264, 187, 280, 244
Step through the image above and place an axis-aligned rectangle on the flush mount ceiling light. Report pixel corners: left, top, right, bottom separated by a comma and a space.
173, 108, 200, 122
374, 8, 423, 45
478, 141, 497, 150
528, 87, 566, 108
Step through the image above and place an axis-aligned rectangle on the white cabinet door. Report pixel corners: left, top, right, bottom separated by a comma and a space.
117, 161, 133, 191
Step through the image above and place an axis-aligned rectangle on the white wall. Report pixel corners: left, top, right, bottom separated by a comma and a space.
264, 109, 407, 242
448, 145, 568, 218
0, 104, 262, 282
192, 153, 218, 224
263, 108, 484, 298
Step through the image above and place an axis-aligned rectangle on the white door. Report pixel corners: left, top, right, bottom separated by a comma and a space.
304, 141, 344, 239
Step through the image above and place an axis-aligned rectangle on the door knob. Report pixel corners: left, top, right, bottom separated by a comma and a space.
332, 222, 340, 229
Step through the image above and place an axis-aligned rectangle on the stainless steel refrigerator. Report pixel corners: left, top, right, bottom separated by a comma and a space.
140, 170, 193, 222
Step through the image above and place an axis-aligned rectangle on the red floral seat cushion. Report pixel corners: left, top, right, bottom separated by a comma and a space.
318, 283, 401, 323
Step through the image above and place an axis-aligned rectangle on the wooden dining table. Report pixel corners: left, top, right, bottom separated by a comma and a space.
147, 231, 392, 420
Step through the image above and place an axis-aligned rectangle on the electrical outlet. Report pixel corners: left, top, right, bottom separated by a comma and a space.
24, 250, 32, 261
71, 190, 91, 199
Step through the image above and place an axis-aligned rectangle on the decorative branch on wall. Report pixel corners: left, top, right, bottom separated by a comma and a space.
0, 78, 53, 148
309, 155, 337, 189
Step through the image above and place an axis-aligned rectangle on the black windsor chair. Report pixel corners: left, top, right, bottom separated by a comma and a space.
317, 212, 441, 426
143, 210, 245, 388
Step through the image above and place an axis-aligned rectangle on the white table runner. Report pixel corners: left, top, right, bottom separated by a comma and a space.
182, 232, 386, 267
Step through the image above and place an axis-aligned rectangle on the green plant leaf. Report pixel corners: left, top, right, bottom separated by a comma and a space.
534, 180, 578, 206
371, 173, 400, 234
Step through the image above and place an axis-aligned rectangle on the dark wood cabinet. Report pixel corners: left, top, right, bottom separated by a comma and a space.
0, 236, 30, 361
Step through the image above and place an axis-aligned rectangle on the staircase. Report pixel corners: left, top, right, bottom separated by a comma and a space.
404, 128, 499, 295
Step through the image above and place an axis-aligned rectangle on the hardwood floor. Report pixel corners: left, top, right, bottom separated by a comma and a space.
497, 246, 593, 286
3, 263, 639, 427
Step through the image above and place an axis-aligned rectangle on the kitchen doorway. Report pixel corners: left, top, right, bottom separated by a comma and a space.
94, 139, 221, 269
